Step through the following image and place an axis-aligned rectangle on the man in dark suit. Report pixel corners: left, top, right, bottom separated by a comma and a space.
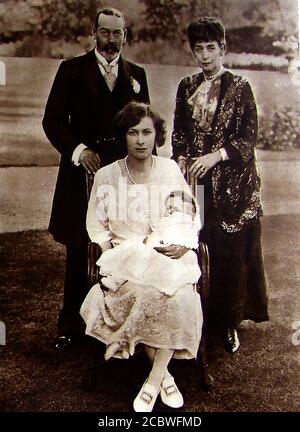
43, 7, 150, 350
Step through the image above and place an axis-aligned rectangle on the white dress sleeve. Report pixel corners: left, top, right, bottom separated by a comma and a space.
86, 168, 113, 246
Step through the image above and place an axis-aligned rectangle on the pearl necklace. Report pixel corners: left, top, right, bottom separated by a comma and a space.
204, 66, 225, 81
124, 156, 154, 184
200, 67, 225, 94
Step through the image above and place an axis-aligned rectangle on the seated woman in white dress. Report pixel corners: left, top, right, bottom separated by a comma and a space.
97, 190, 201, 296
80, 102, 203, 413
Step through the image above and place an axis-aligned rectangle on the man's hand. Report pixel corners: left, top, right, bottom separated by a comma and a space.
154, 244, 189, 259
79, 148, 101, 174
189, 152, 221, 178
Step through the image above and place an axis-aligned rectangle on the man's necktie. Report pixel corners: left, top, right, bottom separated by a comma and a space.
102, 64, 117, 92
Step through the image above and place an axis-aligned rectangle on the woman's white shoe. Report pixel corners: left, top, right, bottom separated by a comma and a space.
160, 376, 184, 408
133, 381, 159, 412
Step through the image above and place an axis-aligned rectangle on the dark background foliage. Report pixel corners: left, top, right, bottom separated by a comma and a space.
0, 0, 298, 60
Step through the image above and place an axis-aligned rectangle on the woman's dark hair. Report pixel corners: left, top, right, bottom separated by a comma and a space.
113, 102, 166, 149
187, 17, 225, 50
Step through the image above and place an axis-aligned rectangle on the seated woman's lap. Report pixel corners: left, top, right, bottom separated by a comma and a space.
83, 280, 202, 359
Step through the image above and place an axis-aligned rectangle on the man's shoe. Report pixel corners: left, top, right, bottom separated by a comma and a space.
53, 334, 76, 351
160, 376, 184, 408
224, 328, 240, 353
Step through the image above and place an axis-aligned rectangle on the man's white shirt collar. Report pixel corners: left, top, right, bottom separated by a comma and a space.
94, 49, 120, 76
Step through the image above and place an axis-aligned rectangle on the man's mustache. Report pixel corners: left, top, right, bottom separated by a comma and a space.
102, 42, 119, 52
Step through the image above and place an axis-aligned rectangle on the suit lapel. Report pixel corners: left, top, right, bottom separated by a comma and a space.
84, 50, 112, 97
113, 57, 133, 98
82, 53, 142, 110
85, 54, 134, 98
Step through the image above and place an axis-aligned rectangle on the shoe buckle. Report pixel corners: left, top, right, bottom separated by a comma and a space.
164, 384, 177, 396
140, 391, 153, 405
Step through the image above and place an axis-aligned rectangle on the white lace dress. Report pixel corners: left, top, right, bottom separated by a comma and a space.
80, 157, 203, 360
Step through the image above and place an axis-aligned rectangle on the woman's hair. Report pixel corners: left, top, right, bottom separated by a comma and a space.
165, 190, 197, 217
113, 102, 166, 149
187, 17, 225, 50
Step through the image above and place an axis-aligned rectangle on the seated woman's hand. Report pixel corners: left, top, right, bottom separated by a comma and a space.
153, 244, 189, 259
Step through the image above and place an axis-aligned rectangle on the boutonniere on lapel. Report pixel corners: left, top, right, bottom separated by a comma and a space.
130, 77, 141, 94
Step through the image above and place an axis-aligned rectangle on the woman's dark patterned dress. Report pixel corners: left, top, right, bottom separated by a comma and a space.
172, 70, 269, 329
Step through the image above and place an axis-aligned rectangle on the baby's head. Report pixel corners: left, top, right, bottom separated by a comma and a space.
165, 190, 197, 219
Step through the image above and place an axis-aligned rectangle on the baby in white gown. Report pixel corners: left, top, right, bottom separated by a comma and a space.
97, 190, 201, 296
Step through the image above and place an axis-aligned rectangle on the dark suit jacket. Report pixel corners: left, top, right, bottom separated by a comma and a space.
43, 50, 150, 245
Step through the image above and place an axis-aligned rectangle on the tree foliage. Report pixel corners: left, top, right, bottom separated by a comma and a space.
243, 0, 297, 40
0, 0, 101, 41
0, 0, 298, 56
137, 0, 298, 55
31, 0, 99, 41
137, 0, 187, 42
136, 0, 228, 43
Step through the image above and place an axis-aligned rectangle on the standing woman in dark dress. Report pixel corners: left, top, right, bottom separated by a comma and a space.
172, 17, 269, 353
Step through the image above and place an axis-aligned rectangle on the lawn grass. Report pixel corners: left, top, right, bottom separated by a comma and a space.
0, 214, 299, 413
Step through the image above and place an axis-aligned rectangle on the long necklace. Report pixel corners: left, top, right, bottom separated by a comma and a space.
124, 155, 154, 184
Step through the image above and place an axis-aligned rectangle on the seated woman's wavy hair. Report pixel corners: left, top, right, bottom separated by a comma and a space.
113, 102, 167, 150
